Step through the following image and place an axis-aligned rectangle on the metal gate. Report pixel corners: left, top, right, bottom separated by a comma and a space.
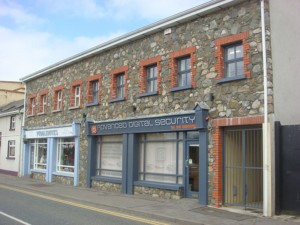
224, 128, 263, 209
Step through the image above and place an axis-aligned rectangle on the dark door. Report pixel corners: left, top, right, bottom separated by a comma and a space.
186, 142, 199, 198
280, 125, 300, 213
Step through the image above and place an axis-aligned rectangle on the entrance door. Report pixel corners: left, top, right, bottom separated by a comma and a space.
186, 142, 199, 198
224, 128, 263, 209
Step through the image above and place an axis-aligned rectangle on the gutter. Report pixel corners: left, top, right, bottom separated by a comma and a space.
20, 0, 245, 82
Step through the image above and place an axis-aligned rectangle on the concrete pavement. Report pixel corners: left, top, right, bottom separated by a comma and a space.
0, 174, 299, 225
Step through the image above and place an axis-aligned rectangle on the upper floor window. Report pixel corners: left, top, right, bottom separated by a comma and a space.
116, 73, 125, 99
53, 85, 64, 112
109, 66, 128, 103
177, 56, 191, 87
214, 32, 250, 83
7, 140, 15, 158
70, 80, 83, 108
224, 43, 244, 78
38, 90, 48, 114
138, 56, 162, 97
169, 47, 196, 92
27, 94, 37, 116
86, 75, 101, 106
146, 65, 157, 93
10, 116, 16, 130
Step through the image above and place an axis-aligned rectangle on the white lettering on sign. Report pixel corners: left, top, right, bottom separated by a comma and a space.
96, 116, 196, 132
25, 126, 74, 139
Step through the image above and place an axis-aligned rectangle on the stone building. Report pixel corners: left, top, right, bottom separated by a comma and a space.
19, 0, 300, 217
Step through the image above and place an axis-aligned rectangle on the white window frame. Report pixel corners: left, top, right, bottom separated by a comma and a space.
10, 116, 16, 130
57, 90, 62, 111
56, 138, 75, 173
7, 140, 16, 158
29, 139, 47, 170
42, 95, 47, 113
74, 86, 80, 107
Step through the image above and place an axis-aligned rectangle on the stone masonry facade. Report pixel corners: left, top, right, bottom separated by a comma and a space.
24, 0, 272, 206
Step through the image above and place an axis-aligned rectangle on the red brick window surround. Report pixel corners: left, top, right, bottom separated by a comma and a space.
52, 85, 64, 112
38, 89, 49, 115
109, 65, 129, 103
27, 93, 37, 117
69, 80, 83, 109
211, 115, 264, 208
138, 56, 162, 97
215, 32, 250, 83
86, 74, 102, 106
169, 46, 196, 91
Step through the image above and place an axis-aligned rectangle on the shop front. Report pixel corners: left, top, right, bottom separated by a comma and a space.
21, 122, 80, 186
86, 104, 209, 204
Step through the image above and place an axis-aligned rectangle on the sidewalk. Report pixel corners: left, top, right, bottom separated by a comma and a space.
0, 174, 299, 225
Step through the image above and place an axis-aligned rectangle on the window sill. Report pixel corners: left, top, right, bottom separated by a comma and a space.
108, 97, 125, 103
91, 176, 122, 184
85, 102, 99, 107
52, 109, 62, 113
27, 114, 35, 118
170, 85, 192, 92
9, 129, 15, 131
69, 106, 81, 110
6, 157, 15, 160
37, 112, 46, 116
216, 75, 246, 84
137, 92, 158, 98
134, 181, 183, 191
53, 171, 74, 177
30, 169, 46, 173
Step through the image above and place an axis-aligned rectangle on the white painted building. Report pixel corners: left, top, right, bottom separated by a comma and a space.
0, 100, 24, 176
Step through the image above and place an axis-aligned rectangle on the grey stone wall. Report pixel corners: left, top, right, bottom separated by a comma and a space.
91, 180, 121, 192
134, 186, 183, 200
24, 0, 272, 205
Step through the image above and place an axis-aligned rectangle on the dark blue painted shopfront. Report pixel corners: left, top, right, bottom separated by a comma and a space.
86, 104, 209, 204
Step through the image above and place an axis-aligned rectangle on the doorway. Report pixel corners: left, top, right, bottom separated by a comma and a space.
223, 128, 263, 209
186, 142, 199, 198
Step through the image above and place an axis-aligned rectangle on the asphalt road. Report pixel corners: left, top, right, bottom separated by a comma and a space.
0, 186, 167, 225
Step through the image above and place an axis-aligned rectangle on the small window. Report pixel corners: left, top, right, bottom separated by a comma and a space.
28, 95, 36, 116
86, 75, 101, 106
7, 140, 16, 158
224, 43, 244, 78
10, 116, 16, 130
53, 85, 64, 112
116, 73, 125, 99
146, 65, 157, 93
74, 86, 80, 107
177, 56, 191, 87
92, 80, 99, 103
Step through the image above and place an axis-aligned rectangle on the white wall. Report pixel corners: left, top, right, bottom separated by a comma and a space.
0, 113, 23, 174
270, 0, 300, 125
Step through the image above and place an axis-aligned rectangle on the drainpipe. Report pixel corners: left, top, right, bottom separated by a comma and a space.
20, 83, 27, 177
261, 0, 270, 217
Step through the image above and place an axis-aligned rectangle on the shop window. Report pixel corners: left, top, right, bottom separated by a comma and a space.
10, 116, 16, 130
215, 32, 250, 83
29, 139, 47, 170
96, 135, 123, 178
38, 89, 48, 114
52, 85, 64, 112
27, 94, 37, 116
138, 56, 162, 97
169, 47, 196, 92
109, 66, 129, 103
139, 132, 183, 184
7, 140, 16, 158
57, 138, 75, 173
86, 74, 101, 106
70, 80, 83, 108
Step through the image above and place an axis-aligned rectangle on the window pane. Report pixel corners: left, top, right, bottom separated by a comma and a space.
102, 135, 123, 142
145, 142, 177, 174
57, 138, 75, 173
236, 45, 243, 58
146, 132, 176, 140
92, 81, 99, 103
237, 61, 244, 76
227, 46, 235, 60
226, 62, 236, 77
145, 174, 176, 183
101, 143, 122, 171
178, 141, 183, 175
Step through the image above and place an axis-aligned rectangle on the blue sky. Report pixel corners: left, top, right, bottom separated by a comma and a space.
0, 0, 209, 81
